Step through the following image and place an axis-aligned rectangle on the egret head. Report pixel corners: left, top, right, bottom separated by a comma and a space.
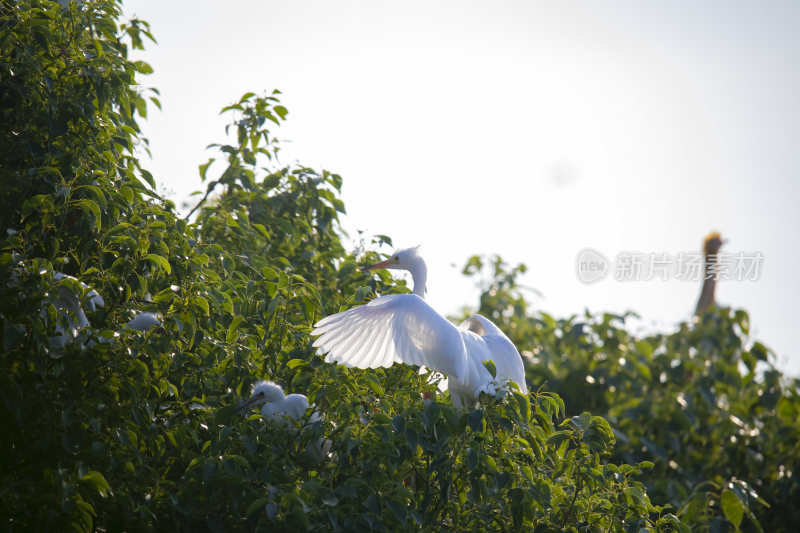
361, 246, 422, 273
361, 246, 427, 297
237, 380, 285, 413
703, 232, 724, 255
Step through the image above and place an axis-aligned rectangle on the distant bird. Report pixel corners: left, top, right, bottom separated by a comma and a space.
694, 232, 725, 317
237, 381, 330, 461
124, 312, 163, 332
312, 246, 528, 409
48, 272, 105, 346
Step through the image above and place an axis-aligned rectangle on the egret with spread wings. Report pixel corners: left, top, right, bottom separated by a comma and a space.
312, 247, 527, 409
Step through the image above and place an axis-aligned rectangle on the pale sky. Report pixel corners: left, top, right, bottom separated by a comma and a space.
124, 0, 800, 376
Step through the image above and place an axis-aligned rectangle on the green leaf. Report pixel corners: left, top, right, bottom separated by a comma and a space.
265, 296, 281, 324
286, 358, 307, 370
78, 199, 102, 230
386, 500, 407, 524
721, 489, 744, 528
198, 158, 214, 181
134, 60, 154, 74
80, 471, 111, 497
78, 185, 108, 210
546, 431, 571, 449
635, 339, 653, 358
253, 223, 269, 240
178, 311, 197, 347
367, 375, 384, 396
120, 185, 134, 202
145, 253, 171, 274
482, 359, 497, 378
226, 317, 243, 343
246, 497, 269, 518
21, 194, 50, 219
193, 296, 210, 315
514, 392, 531, 423
468, 409, 484, 432
751, 342, 769, 362
624, 486, 645, 506
139, 169, 156, 189
106, 222, 133, 236
566, 412, 592, 432
152, 287, 176, 303
274, 105, 288, 119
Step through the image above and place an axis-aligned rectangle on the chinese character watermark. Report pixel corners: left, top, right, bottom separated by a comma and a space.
575, 248, 764, 284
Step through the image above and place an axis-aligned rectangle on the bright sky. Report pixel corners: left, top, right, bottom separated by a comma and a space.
124, 0, 800, 376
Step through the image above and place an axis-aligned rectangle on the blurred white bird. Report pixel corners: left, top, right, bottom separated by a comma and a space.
48, 272, 105, 347
237, 381, 331, 461
312, 247, 528, 409
124, 312, 163, 332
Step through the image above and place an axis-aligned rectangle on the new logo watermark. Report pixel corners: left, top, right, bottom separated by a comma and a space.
575, 248, 763, 284
575, 248, 609, 284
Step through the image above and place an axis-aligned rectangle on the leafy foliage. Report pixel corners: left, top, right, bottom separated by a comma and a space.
1, 2, 796, 532
462, 255, 800, 532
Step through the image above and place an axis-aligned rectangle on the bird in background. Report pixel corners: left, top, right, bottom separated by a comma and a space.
312, 246, 528, 409
124, 312, 163, 332
694, 232, 725, 317
237, 380, 331, 461
31, 268, 160, 345
48, 272, 105, 347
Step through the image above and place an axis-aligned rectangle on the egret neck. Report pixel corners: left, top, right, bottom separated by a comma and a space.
407, 256, 427, 297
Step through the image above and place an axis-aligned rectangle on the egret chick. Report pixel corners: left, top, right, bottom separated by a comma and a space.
238, 381, 314, 422
238, 381, 330, 461
312, 246, 528, 409
48, 272, 105, 346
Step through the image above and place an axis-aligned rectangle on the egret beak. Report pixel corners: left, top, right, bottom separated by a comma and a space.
236, 396, 263, 414
361, 258, 396, 272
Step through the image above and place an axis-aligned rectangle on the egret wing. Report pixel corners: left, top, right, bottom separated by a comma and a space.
459, 315, 505, 338
459, 314, 528, 394
313, 294, 467, 382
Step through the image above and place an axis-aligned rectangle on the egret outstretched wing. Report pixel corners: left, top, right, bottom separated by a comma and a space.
460, 314, 527, 394
312, 294, 468, 383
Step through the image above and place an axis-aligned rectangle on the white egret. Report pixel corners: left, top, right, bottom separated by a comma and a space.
312, 247, 528, 409
694, 232, 725, 317
48, 272, 105, 346
237, 381, 331, 461
124, 312, 163, 332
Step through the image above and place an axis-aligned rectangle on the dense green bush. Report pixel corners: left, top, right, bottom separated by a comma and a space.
1, 2, 796, 531
462, 255, 800, 532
